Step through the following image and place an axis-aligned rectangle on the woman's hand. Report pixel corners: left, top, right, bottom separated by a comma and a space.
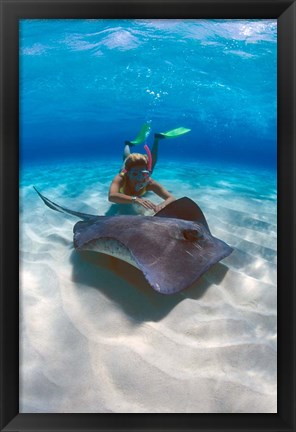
135, 197, 157, 211
154, 203, 166, 212
154, 197, 176, 213
146, 179, 175, 213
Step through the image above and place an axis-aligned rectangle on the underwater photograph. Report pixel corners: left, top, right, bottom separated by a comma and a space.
19, 19, 277, 413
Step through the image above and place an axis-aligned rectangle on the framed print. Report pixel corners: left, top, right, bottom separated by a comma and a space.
0, 0, 295, 431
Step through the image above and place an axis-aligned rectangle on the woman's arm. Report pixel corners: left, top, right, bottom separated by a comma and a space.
108, 175, 135, 204
148, 179, 176, 211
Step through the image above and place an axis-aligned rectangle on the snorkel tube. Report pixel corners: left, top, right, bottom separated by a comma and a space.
144, 144, 153, 172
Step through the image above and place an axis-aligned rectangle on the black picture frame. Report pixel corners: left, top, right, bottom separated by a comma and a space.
0, 1, 295, 431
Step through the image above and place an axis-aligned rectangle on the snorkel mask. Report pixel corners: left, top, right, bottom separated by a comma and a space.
124, 144, 153, 191
127, 167, 150, 191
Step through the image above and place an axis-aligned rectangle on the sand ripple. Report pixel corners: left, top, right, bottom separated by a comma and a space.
20, 162, 277, 413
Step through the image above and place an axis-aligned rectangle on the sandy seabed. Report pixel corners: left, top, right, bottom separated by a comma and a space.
19, 160, 277, 413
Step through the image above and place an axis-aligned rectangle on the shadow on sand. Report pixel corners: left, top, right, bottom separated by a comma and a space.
70, 250, 230, 323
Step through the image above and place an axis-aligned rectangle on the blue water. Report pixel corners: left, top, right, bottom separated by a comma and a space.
20, 19, 277, 169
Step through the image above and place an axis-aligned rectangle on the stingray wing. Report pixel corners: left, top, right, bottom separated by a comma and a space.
74, 216, 233, 294
154, 197, 210, 231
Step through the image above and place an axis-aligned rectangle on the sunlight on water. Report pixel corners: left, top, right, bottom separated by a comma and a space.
20, 19, 276, 168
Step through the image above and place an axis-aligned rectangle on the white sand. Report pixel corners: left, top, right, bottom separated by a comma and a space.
19, 162, 277, 413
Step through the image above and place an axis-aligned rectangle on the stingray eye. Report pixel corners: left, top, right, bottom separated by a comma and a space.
182, 229, 200, 241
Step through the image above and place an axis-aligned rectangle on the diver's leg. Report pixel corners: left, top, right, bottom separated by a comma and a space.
151, 134, 165, 172
123, 141, 132, 160
119, 141, 132, 172
151, 138, 158, 172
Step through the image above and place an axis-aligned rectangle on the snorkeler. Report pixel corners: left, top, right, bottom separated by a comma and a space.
108, 124, 191, 212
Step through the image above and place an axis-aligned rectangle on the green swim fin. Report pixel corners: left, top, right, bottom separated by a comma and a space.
127, 123, 151, 145
156, 127, 191, 138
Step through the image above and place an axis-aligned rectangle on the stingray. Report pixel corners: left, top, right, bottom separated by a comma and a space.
34, 187, 233, 294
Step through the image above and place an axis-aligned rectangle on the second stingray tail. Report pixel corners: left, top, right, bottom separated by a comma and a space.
34, 187, 97, 221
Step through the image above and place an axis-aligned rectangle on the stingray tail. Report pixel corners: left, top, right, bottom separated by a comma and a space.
33, 187, 97, 221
